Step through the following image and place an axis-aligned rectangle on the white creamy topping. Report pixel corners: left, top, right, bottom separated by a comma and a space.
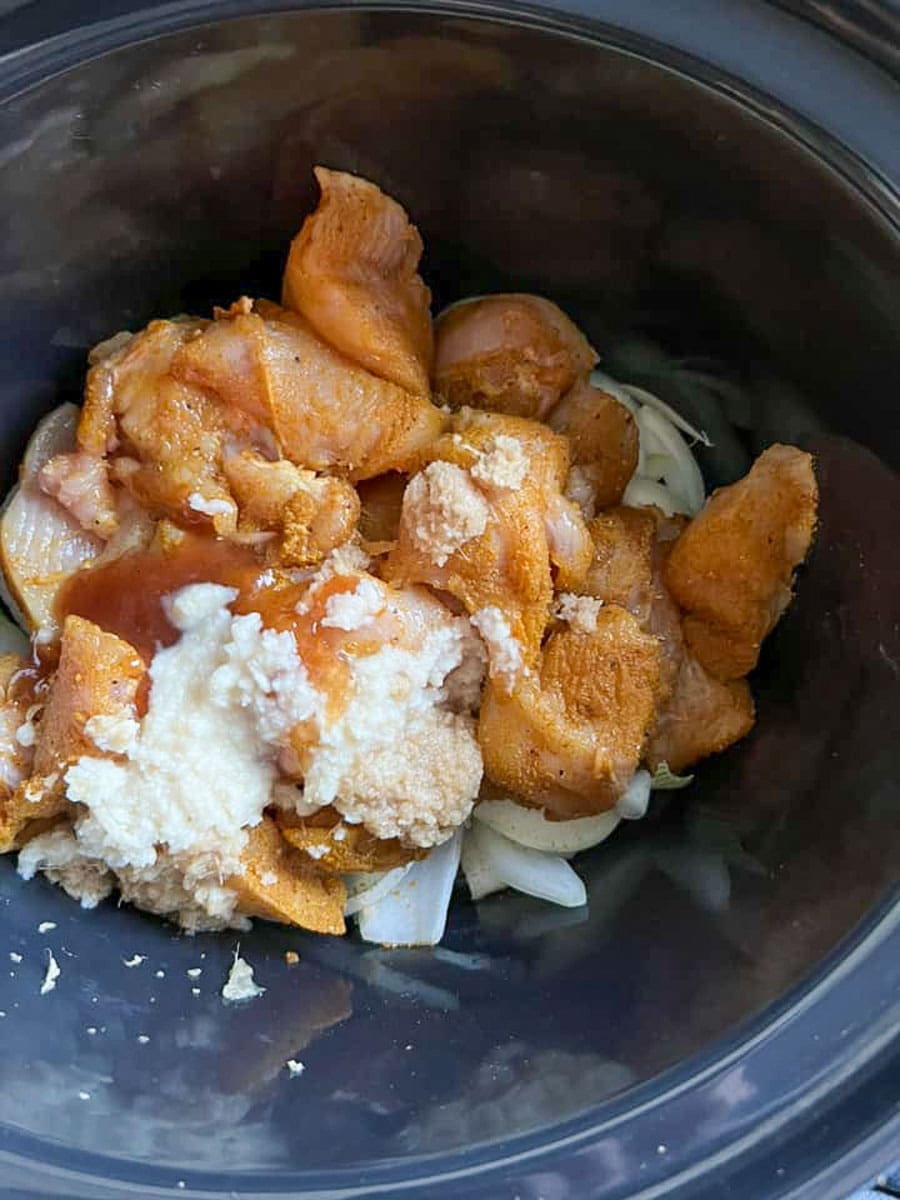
320, 576, 385, 631
471, 607, 524, 692
554, 593, 603, 635
65, 584, 317, 875
403, 461, 490, 567
470, 435, 528, 490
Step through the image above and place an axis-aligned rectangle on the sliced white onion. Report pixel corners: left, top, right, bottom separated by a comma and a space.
635, 406, 706, 515
466, 822, 586, 908
343, 865, 411, 917
474, 798, 620, 855
460, 824, 506, 900
356, 831, 462, 947
642, 452, 677, 481
615, 770, 651, 820
620, 382, 713, 447
622, 476, 685, 517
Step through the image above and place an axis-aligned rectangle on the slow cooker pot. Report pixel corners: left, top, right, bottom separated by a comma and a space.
0, 2, 898, 1197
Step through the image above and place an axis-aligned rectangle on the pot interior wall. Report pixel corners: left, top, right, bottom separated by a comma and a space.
0, 7, 897, 1181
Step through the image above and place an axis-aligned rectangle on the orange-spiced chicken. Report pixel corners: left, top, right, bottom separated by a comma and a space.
0, 169, 818, 945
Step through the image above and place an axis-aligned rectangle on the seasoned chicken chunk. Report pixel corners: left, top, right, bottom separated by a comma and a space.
80, 317, 241, 532
34, 615, 145, 781
229, 815, 346, 935
276, 806, 425, 872
434, 294, 597, 419
173, 300, 443, 480
479, 606, 661, 818
38, 450, 119, 539
549, 378, 639, 510
0, 404, 106, 633
386, 410, 589, 670
223, 451, 360, 565
282, 167, 434, 396
0, 618, 144, 851
0, 654, 41, 853
584, 505, 685, 703
665, 445, 818, 679
645, 653, 756, 774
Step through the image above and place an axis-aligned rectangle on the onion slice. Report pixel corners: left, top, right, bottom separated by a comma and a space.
460, 825, 506, 901
474, 798, 620, 854
343, 865, 411, 916
615, 770, 651, 820
635, 406, 706, 515
465, 822, 586, 908
622, 476, 685, 517
357, 831, 462, 947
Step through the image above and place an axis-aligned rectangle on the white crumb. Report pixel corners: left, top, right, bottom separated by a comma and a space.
554, 593, 603, 635
78, 1090, 91, 1101
320, 576, 384, 631
36, 922, 56, 934
86, 1026, 97, 1035
84, 713, 139, 755
403, 461, 490, 566
187, 492, 236, 519
285, 1059, 306, 1077
9, 952, 22, 964
40, 950, 60, 995
470, 435, 528, 490
471, 607, 524, 692
221, 952, 265, 1002
122, 954, 145, 967
191, 988, 201, 997
137, 1035, 150, 1045
186, 967, 202, 978
304, 844, 329, 860
155, 969, 165, 978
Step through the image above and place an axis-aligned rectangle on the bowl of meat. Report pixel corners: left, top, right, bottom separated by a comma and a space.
0, 2, 898, 1198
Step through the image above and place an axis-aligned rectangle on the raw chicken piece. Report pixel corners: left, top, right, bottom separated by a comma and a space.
173, 301, 443, 480
645, 653, 755, 774
282, 167, 434, 396
0, 618, 145, 851
277, 806, 425, 872
584, 505, 685, 704
223, 451, 360, 565
549, 378, 639, 510
0, 404, 107, 633
33, 615, 145, 782
81, 318, 240, 532
665, 445, 818, 679
434, 294, 597, 420
0, 654, 41, 852
479, 606, 662, 818
385, 410, 586, 668
38, 450, 119, 539
229, 815, 346, 935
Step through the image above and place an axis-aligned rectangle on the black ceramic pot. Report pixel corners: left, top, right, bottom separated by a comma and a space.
0, 3, 898, 1198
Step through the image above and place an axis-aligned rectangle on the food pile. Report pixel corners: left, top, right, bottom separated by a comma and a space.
0, 168, 818, 944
